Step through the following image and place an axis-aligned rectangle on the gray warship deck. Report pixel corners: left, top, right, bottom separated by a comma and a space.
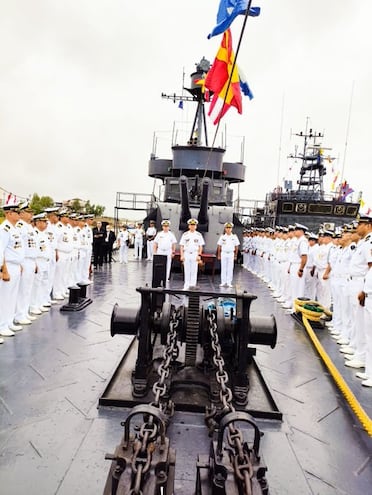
0, 258, 371, 495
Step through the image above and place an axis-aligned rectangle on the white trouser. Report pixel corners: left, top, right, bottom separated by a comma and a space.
0, 263, 22, 330
364, 296, 372, 378
348, 278, 366, 362
147, 240, 154, 260
30, 259, 50, 309
340, 279, 352, 340
220, 252, 234, 285
303, 267, 316, 300
15, 258, 37, 320
54, 252, 71, 297
330, 276, 343, 334
119, 244, 128, 263
134, 241, 143, 259
69, 250, 79, 286
48, 255, 57, 300
183, 252, 198, 289
81, 247, 92, 281
290, 262, 305, 309
315, 268, 331, 309
76, 249, 87, 283
281, 262, 292, 303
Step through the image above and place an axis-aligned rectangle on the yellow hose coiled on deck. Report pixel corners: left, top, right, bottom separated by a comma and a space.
298, 310, 372, 436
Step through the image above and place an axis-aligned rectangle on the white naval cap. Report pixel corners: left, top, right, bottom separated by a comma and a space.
294, 223, 308, 231
187, 218, 198, 225
307, 232, 318, 240
33, 212, 48, 221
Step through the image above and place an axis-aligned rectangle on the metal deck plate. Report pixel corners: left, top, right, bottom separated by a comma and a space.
0, 260, 371, 494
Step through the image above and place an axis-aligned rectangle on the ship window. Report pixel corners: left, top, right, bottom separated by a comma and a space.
308, 204, 333, 214
282, 202, 294, 213
346, 205, 358, 216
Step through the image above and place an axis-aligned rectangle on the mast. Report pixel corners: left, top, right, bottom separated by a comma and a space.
289, 123, 329, 200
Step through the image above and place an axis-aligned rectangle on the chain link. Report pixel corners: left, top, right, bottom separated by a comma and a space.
207, 309, 254, 495
130, 311, 179, 494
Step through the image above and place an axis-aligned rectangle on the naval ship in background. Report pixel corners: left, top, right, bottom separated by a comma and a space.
255, 126, 360, 231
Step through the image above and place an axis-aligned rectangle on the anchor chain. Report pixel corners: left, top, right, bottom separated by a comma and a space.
206, 309, 255, 495
129, 311, 179, 494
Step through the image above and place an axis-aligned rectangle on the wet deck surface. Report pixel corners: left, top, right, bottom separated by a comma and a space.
0, 256, 371, 494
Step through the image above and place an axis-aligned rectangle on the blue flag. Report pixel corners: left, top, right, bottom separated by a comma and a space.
208, 1, 260, 39
238, 66, 253, 100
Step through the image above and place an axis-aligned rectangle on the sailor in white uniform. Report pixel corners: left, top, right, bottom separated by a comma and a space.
44, 207, 60, 302
0, 202, 25, 337
30, 213, 52, 313
146, 221, 157, 261
314, 230, 333, 309
344, 216, 372, 370
303, 233, 318, 301
134, 223, 144, 260
81, 214, 94, 283
288, 223, 308, 311
14, 201, 38, 325
76, 215, 89, 284
217, 222, 240, 288
117, 225, 130, 264
53, 209, 74, 300
179, 218, 205, 290
359, 262, 372, 387
153, 220, 177, 281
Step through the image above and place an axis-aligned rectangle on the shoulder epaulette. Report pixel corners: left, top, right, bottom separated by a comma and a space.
3, 223, 11, 232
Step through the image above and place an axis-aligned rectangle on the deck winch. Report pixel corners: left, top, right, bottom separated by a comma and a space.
104, 255, 277, 495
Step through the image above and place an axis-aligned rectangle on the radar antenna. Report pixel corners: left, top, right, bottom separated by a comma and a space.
161, 57, 211, 146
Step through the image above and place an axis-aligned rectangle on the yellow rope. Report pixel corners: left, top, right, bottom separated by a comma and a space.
300, 312, 372, 436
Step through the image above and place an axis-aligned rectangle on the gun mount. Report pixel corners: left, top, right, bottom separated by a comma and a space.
102, 256, 278, 495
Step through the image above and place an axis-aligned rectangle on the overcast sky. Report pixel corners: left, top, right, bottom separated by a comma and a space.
1, 0, 371, 218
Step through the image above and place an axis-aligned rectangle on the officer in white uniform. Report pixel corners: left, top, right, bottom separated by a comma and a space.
153, 220, 177, 281
134, 223, 144, 260
44, 207, 60, 302
76, 215, 89, 284
0, 202, 25, 337
30, 213, 52, 313
288, 223, 308, 311
117, 225, 130, 264
280, 225, 296, 309
344, 216, 372, 370
146, 221, 157, 261
81, 214, 94, 283
53, 209, 74, 300
14, 201, 38, 324
314, 230, 333, 309
217, 222, 240, 288
359, 264, 372, 387
179, 218, 205, 290
303, 233, 318, 300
